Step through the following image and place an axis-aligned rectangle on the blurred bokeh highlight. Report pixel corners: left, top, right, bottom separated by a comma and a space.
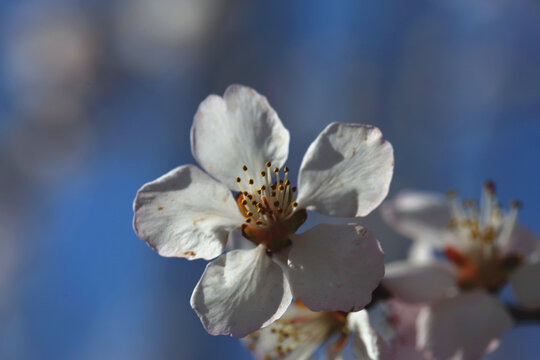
1, 0, 539, 359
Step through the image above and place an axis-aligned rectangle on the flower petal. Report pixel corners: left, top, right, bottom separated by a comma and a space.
382, 262, 456, 303
501, 226, 540, 259
348, 310, 391, 360
417, 291, 513, 360
190, 245, 292, 337
296, 123, 394, 217
191, 84, 290, 190
510, 260, 540, 310
282, 223, 384, 312
380, 191, 452, 247
133, 165, 243, 260
243, 303, 333, 360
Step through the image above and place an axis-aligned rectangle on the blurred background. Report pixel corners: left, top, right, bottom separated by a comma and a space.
1, 0, 539, 359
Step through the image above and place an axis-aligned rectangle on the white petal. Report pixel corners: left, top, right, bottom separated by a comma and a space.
296, 123, 394, 217
502, 226, 540, 259
191, 84, 290, 190
243, 303, 333, 360
382, 262, 456, 303
348, 310, 390, 360
190, 245, 292, 337
380, 191, 452, 247
282, 223, 384, 312
417, 291, 513, 360
510, 260, 540, 310
226, 228, 257, 251
133, 165, 243, 260
407, 242, 438, 265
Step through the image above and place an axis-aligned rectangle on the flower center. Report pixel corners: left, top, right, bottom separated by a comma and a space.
234, 162, 307, 252
444, 181, 523, 292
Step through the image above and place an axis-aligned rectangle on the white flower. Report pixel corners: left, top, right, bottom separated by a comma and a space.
381, 183, 540, 360
243, 301, 390, 360
133, 85, 394, 337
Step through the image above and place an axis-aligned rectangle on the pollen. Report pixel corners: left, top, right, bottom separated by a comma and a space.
232, 161, 302, 235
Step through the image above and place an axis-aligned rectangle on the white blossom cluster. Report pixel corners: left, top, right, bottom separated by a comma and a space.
133, 85, 540, 360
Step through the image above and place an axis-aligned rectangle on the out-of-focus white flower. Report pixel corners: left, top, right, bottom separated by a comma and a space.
243, 301, 390, 360
133, 85, 394, 337
113, 0, 222, 75
381, 184, 540, 360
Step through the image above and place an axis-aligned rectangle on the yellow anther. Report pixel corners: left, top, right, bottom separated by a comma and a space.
241, 199, 247, 205
274, 201, 280, 206
243, 191, 248, 196
247, 211, 253, 217
260, 185, 266, 191
248, 179, 254, 185
511, 200, 522, 209
236, 177, 241, 183
271, 184, 277, 190
284, 180, 290, 186
273, 167, 279, 173
265, 161, 271, 168
245, 218, 251, 223
271, 191, 276, 197
256, 220, 263, 225
242, 165, 248, 171
279, 184, 284, 191
291, 186, 297, 192
292, 202, 298, 207
257, 190, 262, 194
260, 171, 266, 177
284, 166, 289, 173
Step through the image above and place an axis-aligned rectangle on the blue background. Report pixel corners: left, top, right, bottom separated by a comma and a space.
0, 0, 539, 359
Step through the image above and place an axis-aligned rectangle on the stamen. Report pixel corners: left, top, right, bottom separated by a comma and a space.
265, 161, 271, 168
242, 165, 248, 171
236, 177, 241, 183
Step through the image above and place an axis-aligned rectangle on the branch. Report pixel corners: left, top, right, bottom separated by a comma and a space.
505, 305, 540, 324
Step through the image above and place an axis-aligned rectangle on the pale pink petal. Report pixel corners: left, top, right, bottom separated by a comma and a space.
296, 123, 394, 217
243, 303, 334, 360
133, 165, 243, 260
382, 262, 456, 303
191, 84, 289, 190
510, 260, 540, 310
281, 223, 384, 312
417, 291, 513, 360
190, 245, 292, 337
348, 310, 391, 360
380, 191, 452, 247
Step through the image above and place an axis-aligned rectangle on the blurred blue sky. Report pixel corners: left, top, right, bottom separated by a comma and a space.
1, 0, 539, 359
